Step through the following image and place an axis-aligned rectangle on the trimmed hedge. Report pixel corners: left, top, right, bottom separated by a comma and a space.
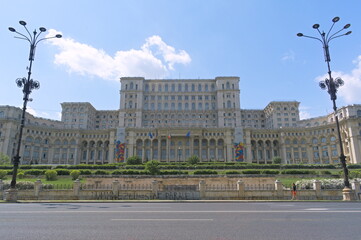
111, 170, 141, 175
281, 170, 317, 175
242, 170, 261, 174
223, 170, 241, 175
160, 170, 189, 175
24, 169, 45, 176
262, 170, 280, 175
55, 169, 70, 175
79, 169, 92, 175
93, 170, 109, 175
193, 170, 218, 175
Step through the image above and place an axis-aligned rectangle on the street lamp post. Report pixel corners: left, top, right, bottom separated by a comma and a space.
6, 21, 61, 199
297, 17, 352, 200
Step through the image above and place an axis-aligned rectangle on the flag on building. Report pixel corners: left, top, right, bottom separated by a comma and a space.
148, 132, 153, 139
186, 131, 191, 137
168, 134, 171, 139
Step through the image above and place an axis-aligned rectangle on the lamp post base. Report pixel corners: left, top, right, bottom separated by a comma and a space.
4, 188, 18, 202
342, 187, 353, 201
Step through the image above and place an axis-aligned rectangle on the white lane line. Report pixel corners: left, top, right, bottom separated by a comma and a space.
304, 208, 329, 211
111, 219, 213, 221
2, 210, 361, 214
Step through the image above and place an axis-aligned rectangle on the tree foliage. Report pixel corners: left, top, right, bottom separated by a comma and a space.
0, 153, 10, 165
126, 156, 142, 165
272, 156, 282, 164
145, 160, 160, 175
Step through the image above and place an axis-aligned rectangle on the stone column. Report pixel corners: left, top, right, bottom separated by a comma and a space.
73, 179, 81, 199
237, 179, 245, 198
275, 180, 283, 199
199, 180, 206, 199
313, 180, 321, 200
112, 180, 120, 196
34, 179, 42, 198
152, 180, 159, 197
351, 180, 360, 200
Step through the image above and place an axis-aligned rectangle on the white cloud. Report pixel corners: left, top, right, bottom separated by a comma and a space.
281, 50, 295, 62
46, 30, 191, 80
25, 106, 61, 120
316, 55, 361, 104
299, 105, 312, 120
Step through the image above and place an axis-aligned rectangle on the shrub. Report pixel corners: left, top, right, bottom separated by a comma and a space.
70, 170, 81, 180
160, 170, 188, 175
281, 170, 316, 175
0, 170, 7, 179
111, 170, 141, 175
187, 155, 200, 165
24, 169, 45, 176
145, 160, 160, 175
320, 170, 332, 175
223, 170, 241, 175
126, 156, 142, 165
242, 170, 261, 174
79, 169, 92, 175
93, 170, 108, 175
18, 171, 25, 179
262, 170, 280, 175
193, 170, 218, 175
55, 169, 70, 175
45, 170, 58, 181
272, 157, 282, 164
349, 170, 361, 179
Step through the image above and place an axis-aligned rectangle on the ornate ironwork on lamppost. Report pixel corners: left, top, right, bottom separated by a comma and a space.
297, 17, 352, 190
8, 21, 62, 189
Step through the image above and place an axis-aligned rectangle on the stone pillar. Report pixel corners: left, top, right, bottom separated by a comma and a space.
73, 179, 81, 199
34, 179, 42, 197
237, 179, 245, 198
199, 180, 206, 199
313, 180, 321, 199
152, 180, 159, 196
275, 180, 283, 199
351, 180, 360, 200
4, 188, 18, 202
112, 180, 120, 195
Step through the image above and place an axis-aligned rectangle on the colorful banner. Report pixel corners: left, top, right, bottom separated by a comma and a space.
234, 142, 244, 162
115, 140, 125, 162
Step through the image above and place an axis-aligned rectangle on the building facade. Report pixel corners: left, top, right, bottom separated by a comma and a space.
1, 76, 361, 165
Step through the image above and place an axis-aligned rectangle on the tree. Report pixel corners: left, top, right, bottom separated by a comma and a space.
272, 156, 282, 164
126, 156, 142, 165
0, 153, 10, 165
145, 160, 160, 175
187, 155, 200, 165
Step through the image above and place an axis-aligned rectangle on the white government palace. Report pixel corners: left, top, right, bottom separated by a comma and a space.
1, 76, 361, 165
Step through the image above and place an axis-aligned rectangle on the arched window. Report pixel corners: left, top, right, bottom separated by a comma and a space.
130, 82, 134, 89
226, 82, 230, 89
227, 100, 231, 108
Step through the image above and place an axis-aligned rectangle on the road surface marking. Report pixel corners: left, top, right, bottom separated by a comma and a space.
111, 218, 214, 221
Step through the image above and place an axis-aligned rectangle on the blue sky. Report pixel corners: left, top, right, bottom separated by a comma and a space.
1, 0, 361, 120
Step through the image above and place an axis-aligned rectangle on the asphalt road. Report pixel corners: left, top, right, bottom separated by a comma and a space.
0, 201, 360, 240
